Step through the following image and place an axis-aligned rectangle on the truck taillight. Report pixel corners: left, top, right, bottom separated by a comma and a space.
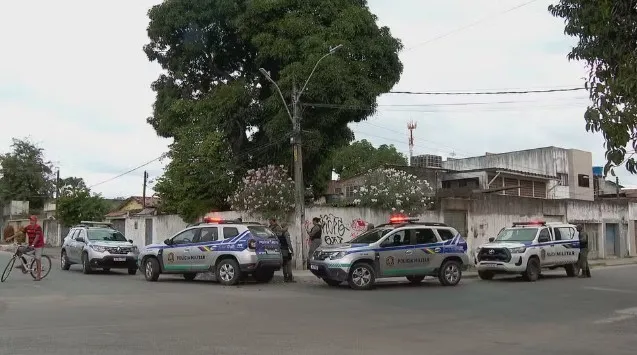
248, 239, 256, 249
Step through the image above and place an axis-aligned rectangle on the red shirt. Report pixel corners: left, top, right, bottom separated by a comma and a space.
25, 224, 44, 248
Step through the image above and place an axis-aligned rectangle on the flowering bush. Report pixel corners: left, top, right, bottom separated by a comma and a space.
228, 165, 295, 220
351, 168, 433, 214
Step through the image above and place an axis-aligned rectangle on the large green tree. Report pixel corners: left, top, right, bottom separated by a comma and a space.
549, 1, 637, 174
56, 177, 109, 227
144, 0, 403, 219
0, 138, 55, 210
330, 139, 407, 179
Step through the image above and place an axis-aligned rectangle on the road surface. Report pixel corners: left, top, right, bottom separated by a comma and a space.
1, 251, 636, 355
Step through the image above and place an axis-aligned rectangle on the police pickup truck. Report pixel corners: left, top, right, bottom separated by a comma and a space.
309, 215, 470, 290
475, 221, 580, 282
138, 218, 282, 285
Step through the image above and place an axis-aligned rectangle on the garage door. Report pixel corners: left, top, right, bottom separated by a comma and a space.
443, 210, 468, 238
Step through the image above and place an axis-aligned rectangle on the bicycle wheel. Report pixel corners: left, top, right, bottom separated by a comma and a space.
30, 255, 52, 280
1, 256, 16, 282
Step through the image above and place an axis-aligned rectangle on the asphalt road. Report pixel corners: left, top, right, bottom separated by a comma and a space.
1, 251, 636, 355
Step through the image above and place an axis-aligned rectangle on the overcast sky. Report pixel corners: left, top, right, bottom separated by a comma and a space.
0, 0, 629, 199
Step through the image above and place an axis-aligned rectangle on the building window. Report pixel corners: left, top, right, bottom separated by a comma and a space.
533, 181, 547, 198
335, 188, 342, 195
345, 185, 359, 197
557, 173, 569, 186
578, 174, 590, 188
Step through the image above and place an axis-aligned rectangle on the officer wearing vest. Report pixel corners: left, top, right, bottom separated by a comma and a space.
279, 223, 294, 282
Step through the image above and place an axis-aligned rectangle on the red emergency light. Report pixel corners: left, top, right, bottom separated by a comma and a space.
203, 216, 223, 223
389, 214, 419, 224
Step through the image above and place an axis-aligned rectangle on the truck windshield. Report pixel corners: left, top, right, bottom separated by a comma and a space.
88, 228, 127, 242
349, 228, 392, 244
495, 228, 538, 242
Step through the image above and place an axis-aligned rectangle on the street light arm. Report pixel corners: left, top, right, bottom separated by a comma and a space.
297, 44, 343, 101
259, 68, 294, 124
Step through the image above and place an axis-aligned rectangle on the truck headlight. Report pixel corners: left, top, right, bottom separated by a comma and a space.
328, 251, 347, 260
508, 247, 526, 254
90, 245, 106, 252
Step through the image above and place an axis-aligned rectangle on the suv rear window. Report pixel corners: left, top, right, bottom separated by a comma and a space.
248, 226, 275, 238
87, 228, 127, 242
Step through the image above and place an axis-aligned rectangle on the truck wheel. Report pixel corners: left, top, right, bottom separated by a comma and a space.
347, 262, 375, 290
438, 259, 462, 286
216, 259, 241, 286
406, 276, 425, 284
478, 270, 495, 280
565, 263, 577, 277
323, 278, 342, 287
144, 257, 160, 282
522, 258, 540, 282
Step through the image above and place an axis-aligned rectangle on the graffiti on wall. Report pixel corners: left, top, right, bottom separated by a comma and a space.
305, 214, 370, 245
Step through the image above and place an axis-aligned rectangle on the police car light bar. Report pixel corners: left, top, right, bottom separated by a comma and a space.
512, 220, 546, 226
203, 217, 241, 224
389, 215, 419, 224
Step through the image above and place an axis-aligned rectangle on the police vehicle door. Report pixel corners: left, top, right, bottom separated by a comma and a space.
411, 228, 440, 274
553, 226, 578, 265
189, 227, 220, 272
163, 228, 200, 272
73, 229, 89, 263
377, 229, 413, 278
537, 227, 556, 266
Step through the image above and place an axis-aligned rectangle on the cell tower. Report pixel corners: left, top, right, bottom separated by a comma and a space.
407, 120, 417, 166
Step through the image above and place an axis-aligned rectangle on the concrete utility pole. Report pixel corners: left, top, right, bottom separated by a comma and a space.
259, 44, 342, 269
55, 169, 60, 217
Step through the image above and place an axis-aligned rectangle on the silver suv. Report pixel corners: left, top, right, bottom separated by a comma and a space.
309, 216, 470, 290
137, 218, 282, 285
60, 221, 139, 275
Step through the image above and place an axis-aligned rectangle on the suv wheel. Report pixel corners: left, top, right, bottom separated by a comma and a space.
438, 259, 462, 286
522, 257, 540, 282
144, 258, 160, 282
216, 259, 241, 286
347, 262, 375, 290
60, 251, 71, 271
254, 269, 275, 283
82, 253, 92, 274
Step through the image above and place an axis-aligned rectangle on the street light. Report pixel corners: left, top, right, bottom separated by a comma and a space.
259, 44, 343, 269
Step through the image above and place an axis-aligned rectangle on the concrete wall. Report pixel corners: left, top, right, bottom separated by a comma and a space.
111, 195, 637, 269
567, 149, 594, 200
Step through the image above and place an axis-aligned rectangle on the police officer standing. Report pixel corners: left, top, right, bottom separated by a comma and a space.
576, 224, 591, 278
307, 217, 322, 269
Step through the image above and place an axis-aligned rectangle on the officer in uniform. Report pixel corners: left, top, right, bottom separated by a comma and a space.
576, 224, 591, 278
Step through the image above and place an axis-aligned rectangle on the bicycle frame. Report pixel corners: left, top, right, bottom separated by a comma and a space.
2, 245, 52, 282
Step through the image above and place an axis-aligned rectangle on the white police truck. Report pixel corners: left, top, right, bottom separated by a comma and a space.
475, 221, 581, 282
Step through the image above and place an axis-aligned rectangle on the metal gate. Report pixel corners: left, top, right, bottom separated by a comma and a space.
443, 210, 468, 238
605, 223, 618, 257
144, 218, 153, 246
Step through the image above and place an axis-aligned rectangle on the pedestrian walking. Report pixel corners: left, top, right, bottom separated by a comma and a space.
307, 217, 322, 268
576, 224, 591, 278
279, 223, 294, 282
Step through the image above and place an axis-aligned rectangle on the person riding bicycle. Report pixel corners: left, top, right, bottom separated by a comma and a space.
22, 216, 44, 281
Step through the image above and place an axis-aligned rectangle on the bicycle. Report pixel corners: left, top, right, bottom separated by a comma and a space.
1, 245, 52, 282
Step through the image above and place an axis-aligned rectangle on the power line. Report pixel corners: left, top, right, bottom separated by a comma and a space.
88, 156, 163, 189
388, 87, 585, 96
405, 0, 540, 51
